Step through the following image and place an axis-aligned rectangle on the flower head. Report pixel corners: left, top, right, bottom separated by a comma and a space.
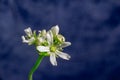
22, 27, 36, 45
37, 25, 71, 66
22, 25, 71, 66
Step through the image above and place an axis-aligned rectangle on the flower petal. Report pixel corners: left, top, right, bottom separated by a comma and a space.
56, 51, 71, 60
41, 29, 46, 36
37, 46, 50, 52
21, 36, 29, 43
57, 34, 65, 42
38, 30, 41, 37
60, 42, 71, 48
38, 37, 44, 43
50, 53, 57, 66
46, 31, 53, 44
51, 25, 59, 35
24, 27, 32, 37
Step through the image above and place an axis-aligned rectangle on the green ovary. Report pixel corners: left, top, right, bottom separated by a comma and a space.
50, 46, 56, 52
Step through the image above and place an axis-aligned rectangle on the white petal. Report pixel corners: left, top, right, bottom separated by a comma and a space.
57, 34, 65, 42
38, 30, 41, 37
56, 51, 71, 60
37, 46, 50, 52
38, 37, 44, 43
60, 42, 71, 48
41, 29, 46, 36
21, 36, 29, 43
50, 53, 57, 66
24, 27, 31, 32
51, 25, 59, 35
46, 31, 53, 44
21, 36, 35, 45
24, 27, 32, 37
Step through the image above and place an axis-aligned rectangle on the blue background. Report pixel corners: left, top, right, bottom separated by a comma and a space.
0, 0, 120, 80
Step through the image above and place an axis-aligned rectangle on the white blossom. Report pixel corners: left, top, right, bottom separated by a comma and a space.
37, 25, 71, 66
22, 25, 71, 66
24, 27, 33, 37
22, 27, 35, 45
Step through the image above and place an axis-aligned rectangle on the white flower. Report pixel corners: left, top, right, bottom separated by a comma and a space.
37, 26, 71, 66
22, 27, 35, 45
24, 27, 33, 37
22, 36, 35, 45
22, 25, 71, 66
37, 30, 48, 45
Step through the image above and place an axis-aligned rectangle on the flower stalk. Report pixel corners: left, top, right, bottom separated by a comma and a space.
29, 55, 44, 80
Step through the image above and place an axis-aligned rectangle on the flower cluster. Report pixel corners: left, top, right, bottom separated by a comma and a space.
22, 25, 71, 66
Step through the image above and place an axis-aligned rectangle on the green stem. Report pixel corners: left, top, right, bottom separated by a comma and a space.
29, 55, 44, 80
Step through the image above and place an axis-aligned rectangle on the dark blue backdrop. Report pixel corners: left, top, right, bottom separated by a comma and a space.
0, 0, 120, 80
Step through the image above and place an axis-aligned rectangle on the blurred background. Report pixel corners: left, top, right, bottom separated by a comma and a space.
0, 0, 120, 80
